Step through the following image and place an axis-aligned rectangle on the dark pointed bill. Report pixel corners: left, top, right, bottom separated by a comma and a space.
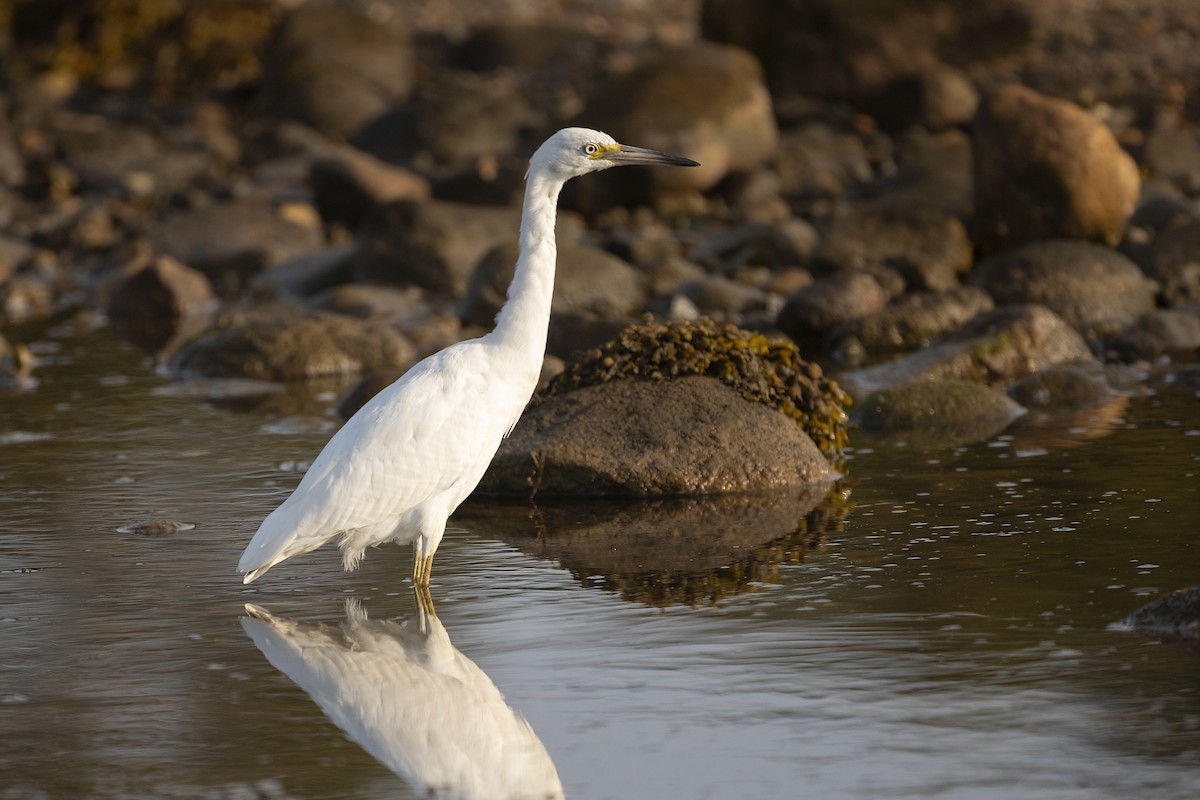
605, 144, 700, 167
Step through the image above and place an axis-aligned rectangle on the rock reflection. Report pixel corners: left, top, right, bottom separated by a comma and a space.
241, 596, 564, 800
461, 480, 849, 606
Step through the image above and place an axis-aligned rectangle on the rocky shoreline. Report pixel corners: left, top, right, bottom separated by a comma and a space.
2, 1, 1199, 477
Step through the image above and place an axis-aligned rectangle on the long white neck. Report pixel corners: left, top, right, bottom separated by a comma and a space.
489, 169, 564, 368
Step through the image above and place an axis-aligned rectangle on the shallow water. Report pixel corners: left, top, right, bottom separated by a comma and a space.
2, 330, 1198, 800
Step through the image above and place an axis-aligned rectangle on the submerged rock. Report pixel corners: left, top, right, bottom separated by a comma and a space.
857, 378, 1024, 446
839, 305, 1093, 400
1123, 587, 1200, 651
170, 309, 414, 381
482, 376, 836, 498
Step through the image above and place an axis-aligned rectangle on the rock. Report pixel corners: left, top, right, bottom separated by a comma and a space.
839, 304, 1093, 400
670, 275, 770, 322
51, 111, 213, 196
407, 71, 539, 165
170, 309, 414, 381
480, 376, 835, 498
106, 256, 216, 352
152, 199, 324, 296
972, 240, 1156, 337
973, 84, 1140, 253
310, 146, 430, 230
701, 0, 1033, 102
1149, 220, 1200, 307
857, 378, 1024, 445
815, 205, 973, 291
0, 333, 35, 392
829, 286, 995, 366
1006, 363, 1115, 411
771, 122, 873, 206
689, 220, 819, 272
460, 242, 645, 328
1123, 587, 1200, 651
776, 272, 888, 346
1106, 309, 1200, 363
867, 130, 973, 219
870, 66, 980, 132
1144, 114, 1200, 195
312, 283, 434, 325
249, 245, 357, 301
578, 42, 777, 196
356, 200, 520, 295
0, 273, 56, 326
258, 6, 414, 139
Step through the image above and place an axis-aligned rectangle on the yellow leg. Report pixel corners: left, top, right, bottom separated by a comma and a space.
411, 551, 435, 586
413, 582, 436, 620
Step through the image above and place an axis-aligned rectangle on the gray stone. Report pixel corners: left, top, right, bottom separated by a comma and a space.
972, 240, 1156, 337
170, 309, 414, 381
839, 304, 1094, 400
1107, 309, 1200, 363
106, 256, 216, 352
829, 286, 995, 365
776, 272, 888, 345
857, 378, 1024, 445
481, 376, 836, 498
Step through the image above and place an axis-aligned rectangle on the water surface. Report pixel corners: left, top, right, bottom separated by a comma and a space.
2, 330, 1198, 799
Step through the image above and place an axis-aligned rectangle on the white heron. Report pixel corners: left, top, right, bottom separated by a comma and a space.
238, 128, 698, 585
242, 597, 564, 799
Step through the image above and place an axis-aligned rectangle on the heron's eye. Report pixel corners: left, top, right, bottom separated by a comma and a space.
583, 143, 599, 157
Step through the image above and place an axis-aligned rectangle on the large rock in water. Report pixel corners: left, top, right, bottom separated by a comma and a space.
839, 304, 1093, 400
480, 376, 836, 498
857, 378, 1025, 446
973, 84, 1140, 254
170, 309, 414, 381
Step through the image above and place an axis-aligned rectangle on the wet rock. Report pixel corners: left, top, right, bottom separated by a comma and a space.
1123, 586, 1200, 651
973, 84, 1140, 254
702, 0, 1033, 102
0, 334, 35, 392
117, 520, 196, 537
310, 146, 430, 230
579, 42, 777, 196
170, 309, 414, 382
152, 199, 324, 296
106, 256, 216, 352
1106, 309, 1200, 364
544, 318, 850, 454
776, 272, 888, 347
829, 286, 995, 366
815, 205, 973, 291
857, 378, 1024, 445
481, 376, 836, 498
839, 305, 1093, 400
250, 245, 357, 301
460, 242, 645, 328
1006, 363, 1115, 411
258, 6, 414, 139
972, 240, 1156, 337
1148, 220, 1200, 307
356, 200, 520, 295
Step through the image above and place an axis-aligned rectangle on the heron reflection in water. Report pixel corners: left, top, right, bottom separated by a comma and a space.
241, 592, 563, 800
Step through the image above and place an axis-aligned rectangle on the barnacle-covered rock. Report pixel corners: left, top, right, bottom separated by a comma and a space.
543, 317, 851, 454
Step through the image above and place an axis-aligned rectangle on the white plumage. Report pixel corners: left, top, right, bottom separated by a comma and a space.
242, 599, 564, 800
237, 127, 698, 585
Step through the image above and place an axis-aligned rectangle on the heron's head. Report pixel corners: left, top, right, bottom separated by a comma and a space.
529, 127, 699, 182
